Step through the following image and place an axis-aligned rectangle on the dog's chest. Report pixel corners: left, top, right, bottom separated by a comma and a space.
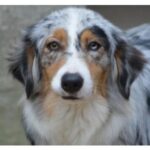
47, 113, 94, 144
24, 100, 109, 144
45, 103, 109, 144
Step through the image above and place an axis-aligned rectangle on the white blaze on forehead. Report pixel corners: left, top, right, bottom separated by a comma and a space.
67, 9, 80, 55
51, 9, 93, 98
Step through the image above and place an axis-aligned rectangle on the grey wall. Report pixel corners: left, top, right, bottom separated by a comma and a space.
89, 6, 150, 29
0, 6, 150, 145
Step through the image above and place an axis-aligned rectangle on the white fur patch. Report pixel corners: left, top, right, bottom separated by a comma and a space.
51, 55, 93, 99
21, 95, 111, 144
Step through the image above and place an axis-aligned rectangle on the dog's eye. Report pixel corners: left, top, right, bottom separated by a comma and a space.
88, 41, 101, 51
48, 41, 60, 51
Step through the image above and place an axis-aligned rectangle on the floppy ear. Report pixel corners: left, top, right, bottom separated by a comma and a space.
9, 27, 37, 98
114, 40, 146, 99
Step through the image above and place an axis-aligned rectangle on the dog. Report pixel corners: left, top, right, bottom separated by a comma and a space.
9, 7, 150, 145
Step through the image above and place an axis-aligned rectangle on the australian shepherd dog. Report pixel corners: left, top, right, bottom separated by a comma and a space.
9, 7, 150, 145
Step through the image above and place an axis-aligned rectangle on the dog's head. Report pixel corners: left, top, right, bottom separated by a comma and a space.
9, 7, 146, 102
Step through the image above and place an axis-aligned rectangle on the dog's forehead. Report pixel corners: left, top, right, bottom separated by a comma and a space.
42, 7, 101, 29
33, 8, 106, 37
31, 7, 119, 52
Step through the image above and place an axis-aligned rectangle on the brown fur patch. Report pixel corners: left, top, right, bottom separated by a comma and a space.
80, 30, 109, 98
45, 28, 68, 52
114, 49, 122, 76
40, 59, 65, 96
42, 92, 61, 116
80, 29, 109, 68
80, 29, 104, 49
38, 29, 68, 115
27, 47, 35, 73
38, 59, 66, 116
41, 28, 68, 67
88, 62, 108, 98
80, 29, 103, 50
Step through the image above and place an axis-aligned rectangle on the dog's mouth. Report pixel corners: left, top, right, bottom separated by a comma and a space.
62, 96, 80, 100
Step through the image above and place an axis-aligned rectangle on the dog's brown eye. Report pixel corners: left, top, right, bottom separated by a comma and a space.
88, 41, 101, 51
48, 41, 60, 51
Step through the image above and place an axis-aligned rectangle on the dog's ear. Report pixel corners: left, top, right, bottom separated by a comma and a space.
9, 27, 37, 98
114, 39, 146, 99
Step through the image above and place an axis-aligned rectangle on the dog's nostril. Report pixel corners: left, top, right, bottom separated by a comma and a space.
61, 73, 83, 93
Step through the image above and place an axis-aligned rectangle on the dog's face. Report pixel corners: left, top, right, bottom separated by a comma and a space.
9, 8, 146, 103
42, 25, 110, 100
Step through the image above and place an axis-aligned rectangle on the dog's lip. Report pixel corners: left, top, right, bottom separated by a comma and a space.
62, 96, 80, 100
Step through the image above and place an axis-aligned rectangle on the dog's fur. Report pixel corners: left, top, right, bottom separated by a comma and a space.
9, 7, 150, 145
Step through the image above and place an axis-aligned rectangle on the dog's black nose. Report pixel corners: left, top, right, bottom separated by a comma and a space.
61, 73, 83, 93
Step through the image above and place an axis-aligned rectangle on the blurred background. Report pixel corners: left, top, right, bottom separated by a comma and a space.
0, 5, 150, 145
